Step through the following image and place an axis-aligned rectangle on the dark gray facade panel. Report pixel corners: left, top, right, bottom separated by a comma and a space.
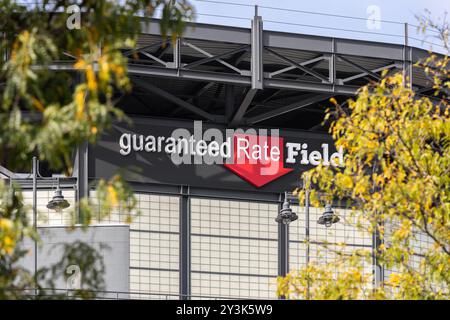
412, 48, 431, 63
88, 117, 337, 194
140, 20, 252, 45
335, 39, 404, 60
265, 32, 334, 53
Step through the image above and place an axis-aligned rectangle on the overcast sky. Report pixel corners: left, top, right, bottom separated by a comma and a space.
174, 0, 450, 52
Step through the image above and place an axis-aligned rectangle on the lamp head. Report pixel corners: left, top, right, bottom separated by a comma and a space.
317, 204, 339, 227
47, 186, 70, 212
275, 193, 298, 225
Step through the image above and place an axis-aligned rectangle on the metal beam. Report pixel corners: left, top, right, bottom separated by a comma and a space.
229, 88, 258, 126
263, 56, 326, 107
329, 39, 336, 84
229, 50, 248, 66
246, 93, 332, 125
123, 41, 168, 57
225, 85, 234, 121
182, 41, 247, 74
132, 78, 219, 121
403, 44, 413, 88
341, 63, 398, 83
171, 82, 215, 116
183, 44, 249, 70
129, 65, 251, 85
154, 42, 170, 59
62, 51, 77, 60
46, 61, 361, 94
415, 86, 434, 94
337, 55, 382, 81
208, 83, 223, 111
0, 166, 17, 179
228, 12, 263, 127
265, 77, 358, 95
172, 37, 181, 69
140, 51, 168, 67
265, 47, 330, 83
251, 14, 264, 89
139, 19, 417, 61
269, 55, 326, 78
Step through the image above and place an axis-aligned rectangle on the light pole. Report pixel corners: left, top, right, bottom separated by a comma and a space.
32, 157, 38, 296
304, 187, 310, 299
276, 192, 297, 300
31, 156, 70, 297
304, 185, 340, 298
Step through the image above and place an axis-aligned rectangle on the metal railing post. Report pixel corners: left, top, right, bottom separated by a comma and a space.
32, 156, 38, 298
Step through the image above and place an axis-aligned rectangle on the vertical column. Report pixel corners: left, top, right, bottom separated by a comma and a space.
373, 221, 384, 288
173, 37, 181, 70
403, 23, 413, 88
278, 196, 289, 299
74, 142, 89, 223
304, 188, 311, 299
251, 6, 264, 90
179, 186, 191, 299
32, 156, 38, 296
329, 38, 336, 85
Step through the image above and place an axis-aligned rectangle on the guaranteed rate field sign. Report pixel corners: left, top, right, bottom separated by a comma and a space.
89, 117, 342, 193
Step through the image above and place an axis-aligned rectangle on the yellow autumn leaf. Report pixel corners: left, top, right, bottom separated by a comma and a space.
74, 59, 86, 70
3, 236, 13, 246
75, 87, 85, 120
0, 218, 13, 230
341, 175, 353, 189
329, 97, 338, 105
31, 97, 44, 112
389, 273, 401, 287
108, 184, 118, 206
86, 65, 98, 91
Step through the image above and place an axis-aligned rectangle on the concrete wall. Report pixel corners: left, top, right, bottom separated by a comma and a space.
20, 224, 129, 298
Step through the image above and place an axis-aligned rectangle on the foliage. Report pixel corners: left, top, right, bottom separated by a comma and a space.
0, 0, 193, 299
278, 18, 450, 300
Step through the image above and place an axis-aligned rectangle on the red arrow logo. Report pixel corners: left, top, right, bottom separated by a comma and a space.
223, 133, 293, 187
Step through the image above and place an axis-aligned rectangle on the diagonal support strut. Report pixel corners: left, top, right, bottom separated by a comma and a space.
132, 78, 220, 122
246, 93, 333, 125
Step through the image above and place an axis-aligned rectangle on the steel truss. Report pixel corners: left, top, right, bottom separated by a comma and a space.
46, 13, 440, 128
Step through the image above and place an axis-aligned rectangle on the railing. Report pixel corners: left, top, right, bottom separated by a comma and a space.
14, 0, 449, 53
9, 288, 262, 300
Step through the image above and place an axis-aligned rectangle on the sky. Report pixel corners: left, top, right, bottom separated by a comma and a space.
17, 0, 450, 52
169, 0, 450, 52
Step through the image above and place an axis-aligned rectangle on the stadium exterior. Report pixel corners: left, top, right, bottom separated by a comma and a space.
3, 13, 439, 299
